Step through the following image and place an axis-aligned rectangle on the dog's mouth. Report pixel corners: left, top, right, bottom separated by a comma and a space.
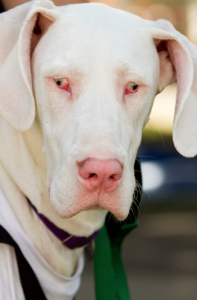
50, 189, 128, 221
85, 204, 104, 211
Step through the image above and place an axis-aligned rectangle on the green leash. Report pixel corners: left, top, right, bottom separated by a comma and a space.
94, 221, 138, 300
94, 157, 142, 300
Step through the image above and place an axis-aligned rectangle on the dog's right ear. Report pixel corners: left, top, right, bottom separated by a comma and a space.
0, 0, 61, 131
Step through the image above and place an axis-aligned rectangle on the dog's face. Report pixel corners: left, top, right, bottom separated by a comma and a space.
0, 1, 197, 222
32, 5, 158, 220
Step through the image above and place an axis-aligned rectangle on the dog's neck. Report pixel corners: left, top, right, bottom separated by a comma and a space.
0, 115, 106, 276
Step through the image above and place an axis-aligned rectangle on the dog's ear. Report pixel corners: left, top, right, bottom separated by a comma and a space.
0, 0, 60, 131
151, 19, 197, 157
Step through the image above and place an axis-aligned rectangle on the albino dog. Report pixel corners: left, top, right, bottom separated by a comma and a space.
0, 0, 197, 299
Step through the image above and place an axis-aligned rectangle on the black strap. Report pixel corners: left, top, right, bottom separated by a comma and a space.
0, 225, 48, 300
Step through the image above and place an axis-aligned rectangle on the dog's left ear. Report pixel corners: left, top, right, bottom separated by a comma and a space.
0, 0, 61, 131
150, 19, 197, 157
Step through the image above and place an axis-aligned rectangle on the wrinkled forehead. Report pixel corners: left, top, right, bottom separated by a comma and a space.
39, 3, 157, 84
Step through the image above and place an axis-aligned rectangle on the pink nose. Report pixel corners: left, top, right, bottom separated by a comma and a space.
77, 158, 123, 193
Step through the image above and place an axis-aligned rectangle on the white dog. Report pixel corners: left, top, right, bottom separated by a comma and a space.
0, 0, 196, 299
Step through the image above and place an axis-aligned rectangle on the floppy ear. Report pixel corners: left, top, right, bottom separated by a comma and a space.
0, 0, 60, 131
150, 19, 197, 157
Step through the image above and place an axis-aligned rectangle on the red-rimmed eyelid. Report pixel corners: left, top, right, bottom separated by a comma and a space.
58, 82, 69, 91
55, 78, 70, 92
125, 82, 139, 94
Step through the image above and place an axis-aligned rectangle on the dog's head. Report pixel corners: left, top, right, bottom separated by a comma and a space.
0, 0, 196, 221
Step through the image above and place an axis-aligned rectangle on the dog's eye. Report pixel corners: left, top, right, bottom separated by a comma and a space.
55, 78, 70, 91
125, 82, 139, 94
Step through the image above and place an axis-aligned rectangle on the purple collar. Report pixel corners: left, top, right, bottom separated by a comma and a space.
26, 198, 99, 249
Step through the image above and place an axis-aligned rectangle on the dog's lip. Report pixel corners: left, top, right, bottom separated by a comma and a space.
51, 191, 127, 221
59, 203, 127, 221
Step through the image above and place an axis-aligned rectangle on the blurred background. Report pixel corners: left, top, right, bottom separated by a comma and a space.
76, 0, 197, 299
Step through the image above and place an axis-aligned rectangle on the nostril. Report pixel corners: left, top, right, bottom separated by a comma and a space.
110, 173, 122, 181
89, 173, 97, 178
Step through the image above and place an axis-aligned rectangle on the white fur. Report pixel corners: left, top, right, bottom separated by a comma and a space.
0, 0, 197, 295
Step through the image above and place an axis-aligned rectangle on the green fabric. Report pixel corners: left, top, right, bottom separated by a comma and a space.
94, 221, 138, 300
